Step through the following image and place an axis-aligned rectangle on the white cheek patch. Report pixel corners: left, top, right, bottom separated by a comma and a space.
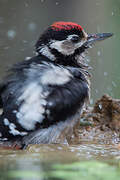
50, 40, 75, 55
50, 38, 87, 56
17, 82, 47, 131
41, 65, 73, 85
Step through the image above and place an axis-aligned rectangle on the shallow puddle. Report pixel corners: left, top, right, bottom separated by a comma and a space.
0, 143, 120, 179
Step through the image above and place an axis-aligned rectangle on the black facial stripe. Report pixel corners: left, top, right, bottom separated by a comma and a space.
48, 46, 86, 68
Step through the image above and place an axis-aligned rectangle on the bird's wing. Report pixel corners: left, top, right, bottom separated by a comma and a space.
0, 61, 89, 141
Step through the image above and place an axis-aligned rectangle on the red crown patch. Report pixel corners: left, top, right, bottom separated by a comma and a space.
51, 21, 83, 31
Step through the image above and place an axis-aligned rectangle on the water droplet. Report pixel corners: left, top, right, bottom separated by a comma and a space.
57, 146, 62, 150
0, 17, 4, 24
104, 72, 108, 76
112, 12, 114, 16
25, 2, 29, 7
98, 104, 102, 110
7, 30, 16, 39
97, 51, 101, 56
95, 89, 98, 94
25, 57, 31, 61
23, 40, 28, 43
28, 23, 37, 31
56, 2, 59, 5
90, 99, 93, 105
70, 148, 75, 152
86, 56, 90, 62
97, 25, 100, 33
4, 46, 10, 50
107, 86, 112, 92
112, 81, 117, 87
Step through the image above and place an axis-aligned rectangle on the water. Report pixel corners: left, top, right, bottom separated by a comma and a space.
0, 143, 120, 179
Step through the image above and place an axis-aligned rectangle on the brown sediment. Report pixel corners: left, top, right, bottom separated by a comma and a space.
70, 94, 120, 145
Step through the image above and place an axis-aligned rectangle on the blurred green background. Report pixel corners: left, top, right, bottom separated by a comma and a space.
0, 0, 119, 103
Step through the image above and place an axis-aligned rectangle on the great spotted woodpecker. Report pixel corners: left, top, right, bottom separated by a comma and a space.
0, 22, 112, 148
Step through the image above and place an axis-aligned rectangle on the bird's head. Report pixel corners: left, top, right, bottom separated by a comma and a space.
36, 21, 113, 67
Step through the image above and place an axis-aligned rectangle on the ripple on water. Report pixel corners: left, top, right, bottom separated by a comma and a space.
0, 143, 120, 164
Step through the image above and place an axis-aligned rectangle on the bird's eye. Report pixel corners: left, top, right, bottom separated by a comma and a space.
71, 36, 80, 43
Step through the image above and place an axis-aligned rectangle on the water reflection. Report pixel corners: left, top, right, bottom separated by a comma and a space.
0, 143, 120, 179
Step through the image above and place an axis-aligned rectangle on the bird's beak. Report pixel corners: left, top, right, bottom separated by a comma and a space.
84, 33, 113, 48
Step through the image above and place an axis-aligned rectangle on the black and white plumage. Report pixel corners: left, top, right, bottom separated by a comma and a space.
0, 22, 112, 148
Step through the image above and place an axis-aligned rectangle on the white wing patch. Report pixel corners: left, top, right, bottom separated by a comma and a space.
16, 64, 72, 131
17, 82, 47, 131
3, 118, 27, 136
41, 65, 72, 85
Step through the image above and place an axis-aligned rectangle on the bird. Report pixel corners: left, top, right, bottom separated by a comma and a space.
0, 21, 113, 149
